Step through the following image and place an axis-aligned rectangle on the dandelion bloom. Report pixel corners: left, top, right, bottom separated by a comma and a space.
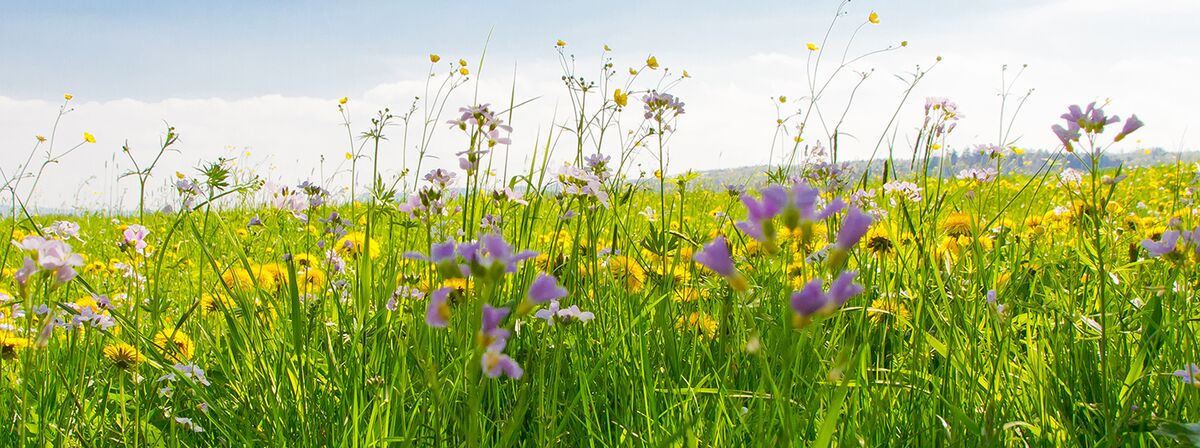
154, 329, 195, 361
806, 42, 819, 51
84, 132, 96, 143
429, 54, 440, 63
103, 343, 146, 370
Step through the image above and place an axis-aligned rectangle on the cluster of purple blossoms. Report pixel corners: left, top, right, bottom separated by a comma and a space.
1173, 364, 1200, 388
955, 167, 998, 183
413, 234, 578, 380
491, 187, 528, 206
642, 92, 685, 125
1140, 224, 1200, 259
398, 169, 457, 222
557, 164, 609, 207
973, 143, 1004, 159
175, 177, 202, 209
1051, 102, 1143, 152
448, 104, 512, 174
121, 224, 150, 254
584, 153, 613, 181
694, 181, 872, 327
924, 97, 962, 135
45, 221, 81, 241
13, 235, 84, 292
882, 180, 922, 203
272, 182, 327, 221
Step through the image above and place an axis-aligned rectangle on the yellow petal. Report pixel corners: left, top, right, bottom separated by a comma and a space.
806, 42, 819, 51
459, 67, 469, 76
869, 11, 880, 24
458, 58, 467, 67
556, 39, 567, 47
429, 54, 441, 63
338, 97, 348, 105
64, 93, 73, 101
603, 44, 612, 51
83, 132, 96, 144
646, 56, 659, 69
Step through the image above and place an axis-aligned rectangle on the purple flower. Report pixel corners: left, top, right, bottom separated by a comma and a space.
481, 349, 523, 379
1174, 364, 1200, 387
247, 216, 263, 227
694, 237, 735, 277
527, 273, 568, 304
1115, 114, 1143, 142
480, 234, 538, 274
1051, 124, 1081, 151
534, 300, 596, 326
479, 304, 511, 349
122, 224, 150, 254
835, 208, 873, 250
790, 271, 864, 327
1141, 231, 1180, 258
425, 287, 453, 328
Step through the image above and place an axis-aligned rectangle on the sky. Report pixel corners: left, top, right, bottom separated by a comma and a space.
1, 0, 1197, 211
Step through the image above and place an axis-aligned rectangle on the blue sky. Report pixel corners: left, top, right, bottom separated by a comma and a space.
2, 0, 1197, 210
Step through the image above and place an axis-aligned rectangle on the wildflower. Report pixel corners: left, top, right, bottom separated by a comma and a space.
46, 221, 81, 240
1174, 364, 1200, 388
956, 167, 997, 183
607, 255, 646, 292
986, 289, 1004, 315
676, 312, 718, 339
1115, 115, 1143, 142
883, 180, 922, 202
869, 297, 909, 325
338, 97, 348, 105
828, 207, 872, 267
646, 55, 659, 69
122, 224, 150, 254
534, 300, 595, 326
0, 333, 30, 359
336, 231, 380, 260
520, 273, 568, 315
425, 287, 453, 328
154, 329, 196, 361
429, 54, 441, 63
174, 417, 205, 433
642, 92, 686, 123
459, 67, 469, 76
735, 185, 788, 246
556, 39, 567, 47
481, 348, 523, 379
478, 304, 511, 349
869, 11, 880, 24
613, 88, 628, 107
806, 42, 819, 51
64, 93, 73, 100
693, 237, 749, 292
790, 271, 864, 328
864, 227, 894, 255
103, 343, 146, 370
36, 135, 46, 142
1142, 231, 1180, 258
467, 234, 538, 281
942, 212, 973, 238
84, 132, 96, 144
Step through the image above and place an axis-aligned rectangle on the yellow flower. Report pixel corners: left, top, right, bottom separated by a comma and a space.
646, 55, 659, 69
336, 231, 380, 260
654, 169, 663, 179
603, 44, 612, 51
339, 97, 348, 105
672, 286, 703, 303
806, 42, 819, 51
864, 226, 894, 255
200, 292, 233, 313
36, 135, 46, 142
429, 53, 441, 63
779, 95, 787, 103
221, 266, 256, 291
154, 329, 195, 361
64, 93, 73, 100
942, 212, 973, 238
175, 171, 186, 179
345, 152, 353, 160
0, 333, 31, 359
556, 39, 567, 47
103, 343, 146, 370
1011, 146, 1026, 155
901, 40, 908, 47
682, 70, 690, 78
84, 132, 96, 144
629, 67, 639, 75
295, 267, 327, 294
458, 58, 468, 67
613, 89, 628, 107
676, 312, 718, 339
868, 11, 880, 24
869, 298, 909, 325
459, 67, 470, 76
606, 255, 646, 292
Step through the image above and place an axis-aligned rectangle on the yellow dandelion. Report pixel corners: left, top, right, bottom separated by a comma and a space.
865, 227, 894, 255
335, 231, 380, 260
672, 286, 703, 303
676, 312, 718, 339
868, 11, 880, 24
806, 42, 819, 51
1, 333, 30, 359
606, 255, 646, 293
200, 293, 233, 313
154, 329, 195, 361
869, 298, 910, 325
942, 212, 973, 238
84, 132, 96, 144
103, 343, 146, 370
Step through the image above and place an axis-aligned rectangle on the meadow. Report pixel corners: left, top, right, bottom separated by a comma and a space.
2, 7, 1199, 447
